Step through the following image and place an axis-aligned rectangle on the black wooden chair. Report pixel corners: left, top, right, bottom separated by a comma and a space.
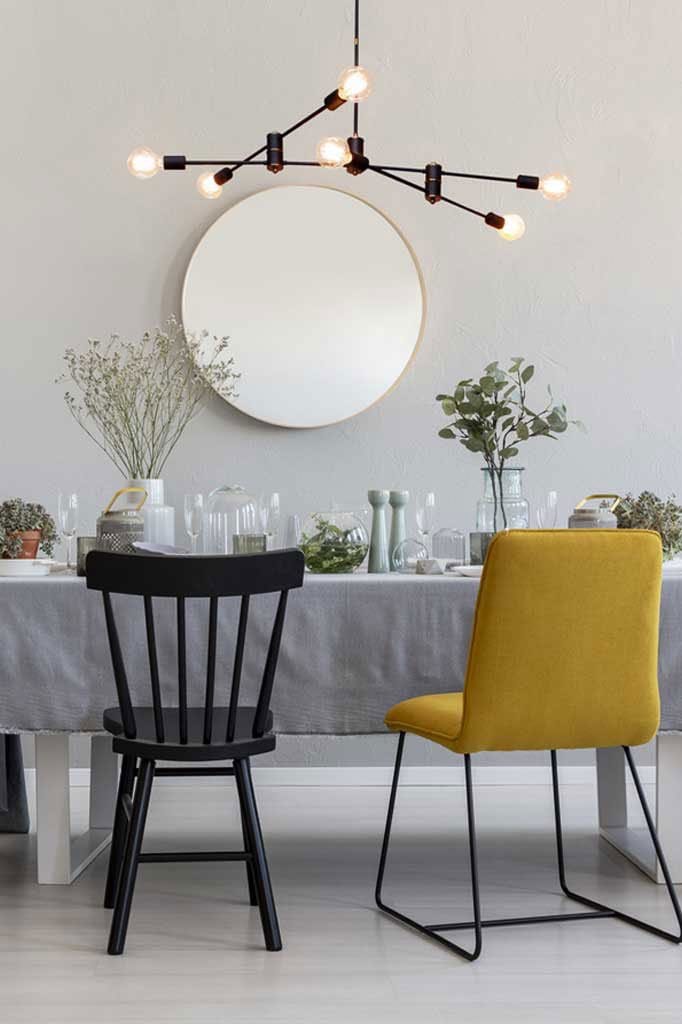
86, 548, 304, 956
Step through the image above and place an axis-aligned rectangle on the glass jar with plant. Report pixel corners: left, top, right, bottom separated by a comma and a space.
615, 491, 682, 560
299, 513, 369, 573
57, 316, 239, 496
0, 498, 57, 559
437, 357, 582, 532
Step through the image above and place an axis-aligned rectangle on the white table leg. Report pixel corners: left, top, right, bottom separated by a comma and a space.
35, 733, 115, 884
598, 735, 682, 884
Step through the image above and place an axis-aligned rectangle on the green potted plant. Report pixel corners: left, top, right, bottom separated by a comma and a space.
0, 498, 57, 559
615, 492, 682, 560
437, 358, 582, 555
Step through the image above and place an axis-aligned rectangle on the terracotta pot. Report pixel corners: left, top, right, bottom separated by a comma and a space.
2, 530, 41, 559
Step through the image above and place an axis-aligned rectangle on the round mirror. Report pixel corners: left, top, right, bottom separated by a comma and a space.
182, 186, 424, 428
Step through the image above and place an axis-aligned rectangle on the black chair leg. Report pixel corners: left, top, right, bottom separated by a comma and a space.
234, 758, 282, 951
551, 748, 682, 943
104, 754, 137, 909
108, 758, 155, 956
239, 798, 259, 906
375, 732, 483, 961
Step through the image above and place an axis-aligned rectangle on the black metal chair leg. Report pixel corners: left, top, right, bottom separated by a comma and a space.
375, 732, 483, 961
104, 754, 137, 909
239, 797, 259, 907
551, 748, 682, 943
234, 758, 282, 951
108, 759, 155, 955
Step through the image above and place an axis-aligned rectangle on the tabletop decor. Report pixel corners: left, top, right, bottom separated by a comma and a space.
616, 491, 682, 559
205, 485, 258, 555
388, 490, 409, 571
367, 490, 390, 573
127, 0, 570, 243
95, 487, 147, 554
568, 494, 620, 530
0, 497, 57, 559
437, 357, 581, 533
300, 513, 368, 573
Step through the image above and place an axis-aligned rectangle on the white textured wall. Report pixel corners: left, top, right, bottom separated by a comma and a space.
4, 0, 678, 767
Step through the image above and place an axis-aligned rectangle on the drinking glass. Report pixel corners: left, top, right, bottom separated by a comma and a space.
57, 492, 79, 570
536, 490, 559, 529
260, 492, 281, 549
184, 493, 204, 553
415, 491, 436, 554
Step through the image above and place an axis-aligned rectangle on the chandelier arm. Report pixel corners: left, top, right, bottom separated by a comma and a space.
374, 164, 536, 187
369, 165, 426, 196
207, 100, 338, 182
370, 166, 502, 225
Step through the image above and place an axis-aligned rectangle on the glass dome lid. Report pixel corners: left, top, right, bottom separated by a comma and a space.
206, 484, 258, 554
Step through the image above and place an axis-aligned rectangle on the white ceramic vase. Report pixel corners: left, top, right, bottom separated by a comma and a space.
126, 478, 175, 546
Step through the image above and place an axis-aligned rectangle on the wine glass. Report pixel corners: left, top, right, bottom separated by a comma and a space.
536, 490, 559, 529
260, 492, 281, 549
184, 493, 204, 553
415, 491, 436, 555
57, 492, 79, 570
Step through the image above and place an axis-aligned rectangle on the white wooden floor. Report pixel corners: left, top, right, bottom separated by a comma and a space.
1, 778, 681, 1023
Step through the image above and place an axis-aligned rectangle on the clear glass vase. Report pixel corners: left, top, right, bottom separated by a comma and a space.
476, 468, 529, 533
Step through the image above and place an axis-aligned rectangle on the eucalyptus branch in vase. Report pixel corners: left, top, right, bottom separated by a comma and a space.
57, 317, 240, 480
437, 357, 583, 532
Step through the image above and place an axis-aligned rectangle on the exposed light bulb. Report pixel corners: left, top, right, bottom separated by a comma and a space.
498, 214, 526, 241
316, 136, 352, 167
127, 147, 161, 179
540, 173, 571, 201
337, 65, 372, 102
196, 172, 223, 199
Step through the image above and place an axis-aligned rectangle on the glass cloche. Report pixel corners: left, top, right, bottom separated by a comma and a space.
205, 485, 258, 554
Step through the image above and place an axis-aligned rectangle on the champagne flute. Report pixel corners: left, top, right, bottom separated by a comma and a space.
260, 492, 281, 549
416, 491, 436, 555
57, 492, 79, 570
184, 493, 204, 553
536, 490, 559, 529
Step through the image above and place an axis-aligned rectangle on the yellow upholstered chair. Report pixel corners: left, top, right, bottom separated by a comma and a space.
375, 529, 682, 961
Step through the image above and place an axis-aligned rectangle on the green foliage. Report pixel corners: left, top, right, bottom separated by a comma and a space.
57, 317, 240, 479
0, 498, 57, 558
615, 491, 682, 559
299, 515, 368, 574
437, 357, 582, 529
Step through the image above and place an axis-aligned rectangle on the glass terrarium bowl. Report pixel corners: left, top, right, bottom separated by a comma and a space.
205, 484, 259, 554
299, 511, 369, 574
392, 537, 428, 573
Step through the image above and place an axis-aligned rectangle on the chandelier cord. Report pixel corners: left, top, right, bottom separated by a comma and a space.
353, 0, 360, 137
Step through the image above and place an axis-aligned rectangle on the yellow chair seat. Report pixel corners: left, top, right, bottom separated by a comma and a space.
385, 692, 464, 753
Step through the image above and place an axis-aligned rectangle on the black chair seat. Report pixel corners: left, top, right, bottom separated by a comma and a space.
104, 706, 276, 761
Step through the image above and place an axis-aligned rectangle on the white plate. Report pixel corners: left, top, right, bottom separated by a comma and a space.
454, 565, 484, 578
0, 560, 51, 577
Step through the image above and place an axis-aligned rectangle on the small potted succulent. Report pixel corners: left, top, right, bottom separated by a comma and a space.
0, 498, 57, 559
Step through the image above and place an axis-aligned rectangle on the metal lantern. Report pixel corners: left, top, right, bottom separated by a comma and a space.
96, 487, 148, 554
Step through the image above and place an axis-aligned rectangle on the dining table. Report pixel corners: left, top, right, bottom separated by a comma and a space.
2, 568, 682, 883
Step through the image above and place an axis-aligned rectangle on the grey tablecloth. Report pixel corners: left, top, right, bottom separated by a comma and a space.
1, 572, 682, 734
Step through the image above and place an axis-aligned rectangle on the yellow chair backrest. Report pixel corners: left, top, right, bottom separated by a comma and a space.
454, 530, 662, 754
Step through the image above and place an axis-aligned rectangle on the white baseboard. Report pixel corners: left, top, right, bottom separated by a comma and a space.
23, 765, 656, 788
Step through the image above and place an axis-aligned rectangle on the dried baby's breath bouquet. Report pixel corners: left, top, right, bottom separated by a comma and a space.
58, 317, 239, 479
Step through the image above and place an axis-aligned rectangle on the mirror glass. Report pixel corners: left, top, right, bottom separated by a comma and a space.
182, 186, 424, 428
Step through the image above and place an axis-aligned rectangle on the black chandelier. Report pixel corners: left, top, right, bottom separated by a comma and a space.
127, 0, 571, 240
